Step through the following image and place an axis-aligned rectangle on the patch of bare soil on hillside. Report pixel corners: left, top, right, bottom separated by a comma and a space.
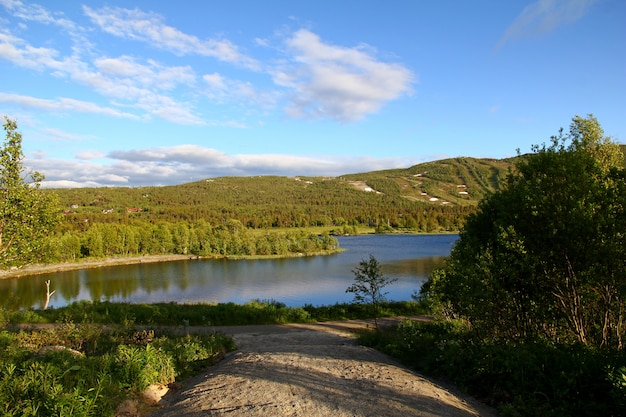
145, 319, 499, 417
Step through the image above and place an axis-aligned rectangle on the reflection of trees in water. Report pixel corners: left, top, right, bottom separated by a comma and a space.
383, 257, 447, 277
57, 273, 80, 302
0, 272, 83, 310
88, 267, 144, 301
0, 277, 47, 309
0, 254, 451, 310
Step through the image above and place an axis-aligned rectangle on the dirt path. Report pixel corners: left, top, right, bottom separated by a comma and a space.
147, 319, 499, 417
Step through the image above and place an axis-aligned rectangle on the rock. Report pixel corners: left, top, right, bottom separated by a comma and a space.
36, 345, 84, 358
141, 384, 169, 407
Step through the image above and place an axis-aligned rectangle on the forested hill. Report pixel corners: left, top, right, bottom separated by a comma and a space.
52, 157, 515, 233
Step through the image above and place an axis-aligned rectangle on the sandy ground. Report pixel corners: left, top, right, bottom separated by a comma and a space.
145, 319, 499, 417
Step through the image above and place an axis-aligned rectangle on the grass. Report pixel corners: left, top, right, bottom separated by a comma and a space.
2, 299, 427, 327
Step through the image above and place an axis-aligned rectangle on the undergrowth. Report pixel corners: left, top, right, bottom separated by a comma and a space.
358, 319, 626, 417
0, 322, 234, 416
2, 299, 426, 326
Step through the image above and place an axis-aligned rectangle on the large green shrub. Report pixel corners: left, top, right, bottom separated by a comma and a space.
424, 115, 626, 349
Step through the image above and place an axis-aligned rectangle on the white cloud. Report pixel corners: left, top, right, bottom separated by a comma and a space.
0, 92, 140, 119
1, 0, 78, 33
75, 150, 105, 160
43, 127, 92, 141
0, 0, 92, 54
1, 4, 416, 128
42, 179, 103, 188
0, 32, 204, 125
27, 144, 418, 188
82, 5, 260, 70
496, 0, 598, 50
0, 32, 60, 70
275, 29, 415, 122
25, 157, 130, 187
141, 96, 204, 125
202, 72, 278, 109
109, 145, 232, 166
203, 73, 227, 91
94, 56, 196, 90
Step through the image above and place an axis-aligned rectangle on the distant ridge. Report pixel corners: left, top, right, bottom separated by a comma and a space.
51, 157, 514, 231
50, 150, 624, 231
340, 156, 513, 206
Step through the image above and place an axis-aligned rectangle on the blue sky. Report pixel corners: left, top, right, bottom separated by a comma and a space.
1, 0, 624, 187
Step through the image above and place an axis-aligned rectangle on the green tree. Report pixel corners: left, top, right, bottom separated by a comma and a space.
346, 254, 397, 328
424, 115, 626, 349
0, 117, 60, 267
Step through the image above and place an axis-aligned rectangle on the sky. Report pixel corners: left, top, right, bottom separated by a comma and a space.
1, 0, 624, 188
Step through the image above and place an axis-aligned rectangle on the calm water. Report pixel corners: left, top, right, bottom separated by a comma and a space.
0, 234, 458, 309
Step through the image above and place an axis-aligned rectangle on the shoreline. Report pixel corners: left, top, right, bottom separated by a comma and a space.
0, 249, 344, 280
0, 254, 195, 280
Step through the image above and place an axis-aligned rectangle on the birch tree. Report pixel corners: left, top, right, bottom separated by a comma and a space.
0, 117, 59, 268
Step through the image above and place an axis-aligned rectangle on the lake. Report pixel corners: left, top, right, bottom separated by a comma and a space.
0, 234, 458, 310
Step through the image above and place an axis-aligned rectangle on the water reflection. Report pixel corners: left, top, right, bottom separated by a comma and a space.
0, 234, 457, 309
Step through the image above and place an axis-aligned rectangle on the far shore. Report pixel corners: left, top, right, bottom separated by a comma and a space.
0, 249, 344, 280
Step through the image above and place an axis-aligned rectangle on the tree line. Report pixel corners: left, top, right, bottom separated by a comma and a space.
0, 117, 340, 268
44, 219, 339, 263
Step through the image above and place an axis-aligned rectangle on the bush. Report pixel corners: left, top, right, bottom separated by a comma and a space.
359, 320, 626, 417
113, 344, 176, 391
154, 333, 235, 378
0, 324, 234, 416
0, 342, 117, 416
304, 301, 427, 322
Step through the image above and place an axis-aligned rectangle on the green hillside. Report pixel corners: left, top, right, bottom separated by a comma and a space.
51, 157, 515, 233
341, 156, 512, 205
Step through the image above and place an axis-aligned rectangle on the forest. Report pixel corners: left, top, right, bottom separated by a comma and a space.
32, 157, 509, 264
52, 163, 501, 231
45, 220, 340, 263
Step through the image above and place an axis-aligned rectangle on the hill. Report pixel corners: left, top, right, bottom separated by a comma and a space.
52, 156, 514, 233
340, 156, 513, 205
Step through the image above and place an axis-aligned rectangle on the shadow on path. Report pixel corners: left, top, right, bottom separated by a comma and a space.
148, 318, 499, 417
